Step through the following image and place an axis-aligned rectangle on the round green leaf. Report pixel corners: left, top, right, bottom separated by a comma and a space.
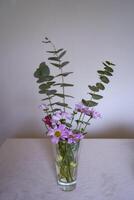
100, 76, 109, 84
104, 66, 113, 73
97, 70, 105, 75
34, 62, 50, 78
39, 83, 50, 90
88, 85, 99, 92
104, 71, 112, 76
37, 76, 54, 83
82, 99, 98, 107
46, 90, 57, 95
89, 93, 103, 100
106, 61, 115, 66
96, 83, 105, 90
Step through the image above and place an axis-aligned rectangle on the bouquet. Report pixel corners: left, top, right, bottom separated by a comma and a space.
34, 37, 115, 191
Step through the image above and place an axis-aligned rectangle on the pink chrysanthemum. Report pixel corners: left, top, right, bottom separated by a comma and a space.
75, 103, 88, 114
48, 124, 68, 144
52, 111, 72, 125
67, 130, 84, 144
85, 108, 101, 119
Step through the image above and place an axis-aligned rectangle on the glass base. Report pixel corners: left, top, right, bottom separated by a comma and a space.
58, 180, 76, 191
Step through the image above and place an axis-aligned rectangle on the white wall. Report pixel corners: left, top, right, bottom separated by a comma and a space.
0, 0, 134, 145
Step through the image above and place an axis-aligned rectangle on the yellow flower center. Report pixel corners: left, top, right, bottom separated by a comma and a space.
55, 131, 61, 137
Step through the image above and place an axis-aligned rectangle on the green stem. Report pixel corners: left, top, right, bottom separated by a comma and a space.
83, 116, 92, 132
66, 143, 73, 182
58, 142, 74, 182
75, 112, 83, 131
70, 112, 75, 127
78, 113, 85, 131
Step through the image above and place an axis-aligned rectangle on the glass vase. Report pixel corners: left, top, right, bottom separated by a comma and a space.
53, 140, 80, 191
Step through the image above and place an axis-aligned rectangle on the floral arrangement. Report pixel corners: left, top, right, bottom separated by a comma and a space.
34, 37, 115, 143
34, 37, 115, 190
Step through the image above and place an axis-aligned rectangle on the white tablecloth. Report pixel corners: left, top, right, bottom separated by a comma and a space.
0, 139, 134, 200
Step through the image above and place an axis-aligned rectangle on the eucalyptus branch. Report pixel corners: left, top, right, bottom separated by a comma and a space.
47, 38, 66, 112
34, 38, 115, 141
78, 61, 115, 133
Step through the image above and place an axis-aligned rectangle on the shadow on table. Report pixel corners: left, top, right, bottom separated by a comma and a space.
1, 124, 134, 147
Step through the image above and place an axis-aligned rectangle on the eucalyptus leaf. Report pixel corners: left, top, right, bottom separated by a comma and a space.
48, 57, 60, 61
82, 99, 98, 107
104, 71, 112, 76
42, 96, 54, 101
97, 70, 105, 75
96, 82, 105, 90
89, 93, 103, 100
106, 61, 115, 66
39, 81, 55, 90
47, 81, 55, 86
100, 76, 109, 84
56, 48, 64, 53
50, 63, 60, 68
58, 50, 66, 59
60, 61, 70, 68
48, 108, 61, 113
46, 90, 57, 95
47, 51, 56, 53
37, 76, 54, 83
104, 66, 113, 73
55, 72, 73, 77
88, 85, 99, 92
55, 93, 74, 98
42, 41, 50, 43
39, 83, 50, 90
39, 90, 47, 94
34, 62, 50, 78
102, 62, 109, 68
56, 102, 68, 107
54, 83, 74, 87
47, 102, 59, 106
56, 102, 71, 109
47, 48, 63, 54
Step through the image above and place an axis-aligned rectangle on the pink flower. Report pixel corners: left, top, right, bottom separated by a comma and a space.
75, 103, 88, 114
52, 111, 72, 125
48, 124, 68, 144
42, 115, 52, 127
67, 130, 84, 144
85, 108, 101, 119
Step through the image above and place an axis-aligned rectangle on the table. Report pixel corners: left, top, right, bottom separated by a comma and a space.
0, 139, 134, 200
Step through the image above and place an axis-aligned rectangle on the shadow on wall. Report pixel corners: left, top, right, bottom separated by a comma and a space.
14, 124, 134, 139
0, 124, 134, 147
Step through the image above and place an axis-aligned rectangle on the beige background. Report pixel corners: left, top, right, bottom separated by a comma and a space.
0, 0, 134, 145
